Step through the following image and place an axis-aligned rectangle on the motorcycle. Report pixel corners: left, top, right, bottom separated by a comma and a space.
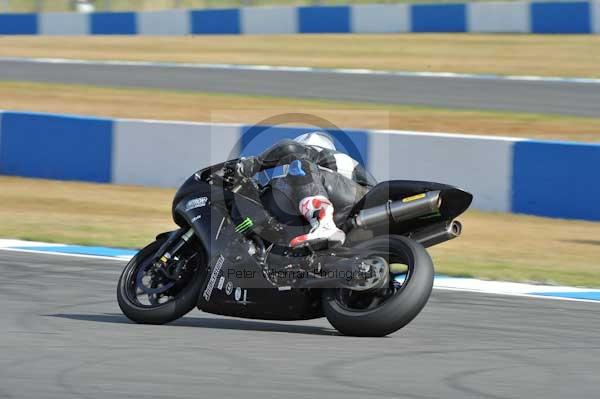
117, 158, 472, 336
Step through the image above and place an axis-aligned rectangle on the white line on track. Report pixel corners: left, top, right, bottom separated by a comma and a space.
0, 247, 129, 262
1, 56, 599, 85
434, 287, 600, 304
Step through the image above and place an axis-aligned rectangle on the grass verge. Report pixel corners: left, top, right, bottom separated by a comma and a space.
1, 176, 599, 287
2, 81, 600, 142
1, 35, 600, 78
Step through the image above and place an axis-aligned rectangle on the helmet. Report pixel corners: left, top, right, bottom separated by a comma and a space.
294, 131, 336, 151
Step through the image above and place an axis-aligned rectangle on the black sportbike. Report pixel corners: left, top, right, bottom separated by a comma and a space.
118, 159, 472, 336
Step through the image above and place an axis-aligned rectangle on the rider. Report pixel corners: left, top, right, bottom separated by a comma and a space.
237, 132, 372, 248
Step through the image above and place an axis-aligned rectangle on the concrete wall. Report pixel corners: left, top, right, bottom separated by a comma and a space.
368, 131, 518, 212
2, 1, 600, 35
468, 2, 530, 33
39, 12, 88, 35
241, 6, 297, 34
2, 110, 599, 221
137, 10, 189, 36
0, 111, 113, 182
594, 0, 600, 33
350, 4, 410, 33
112, 119, 240, 187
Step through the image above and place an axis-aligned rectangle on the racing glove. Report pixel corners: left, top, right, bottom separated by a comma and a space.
236, 156, 258, 179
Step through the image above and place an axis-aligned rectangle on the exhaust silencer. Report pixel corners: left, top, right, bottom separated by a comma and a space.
353, 190, 442, 229
411, 220, 462, 248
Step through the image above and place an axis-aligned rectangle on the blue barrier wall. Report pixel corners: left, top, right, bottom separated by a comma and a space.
1, 111, 598, 222
90, 12, 137, 35
9, 1, 600, 36
241, 125, 369, 167
411, 4, 467, 33
0, 13, 38, 34
531, 2, 591, 33
298, 6, 351, 33
0, 112, 113, 183
190, 9, 240, 34
512, 140, 600, 221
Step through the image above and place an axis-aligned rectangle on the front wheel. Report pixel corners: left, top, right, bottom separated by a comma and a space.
322, 236, 434, 337
117, 237, 206, 325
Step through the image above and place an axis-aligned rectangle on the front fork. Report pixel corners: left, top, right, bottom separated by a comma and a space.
154, 228, 196, 280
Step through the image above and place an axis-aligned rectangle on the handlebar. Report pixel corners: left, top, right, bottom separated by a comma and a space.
222, 160, 261, 195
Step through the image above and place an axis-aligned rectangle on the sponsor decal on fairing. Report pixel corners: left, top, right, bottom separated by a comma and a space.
203, 255, 225, 301
185, 197, 208, 211
225, 281, 234, 296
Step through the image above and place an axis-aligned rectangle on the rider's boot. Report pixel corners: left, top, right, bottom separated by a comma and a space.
290, 196, 346, 248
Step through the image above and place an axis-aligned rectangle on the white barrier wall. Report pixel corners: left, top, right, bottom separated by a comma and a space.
351, 4, 410, 33
368, 130, 519, 212
468, 2, 530, 33
594, 0, 600, 33
39, 12, 88, 35
241, 6, 298, 34
137, 10, 190, 36
112, 120, 240, 187
5, 2, 600, 35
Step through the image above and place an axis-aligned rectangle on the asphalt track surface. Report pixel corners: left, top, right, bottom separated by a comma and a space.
1, 58, 599, 117
1, 250, 599, 399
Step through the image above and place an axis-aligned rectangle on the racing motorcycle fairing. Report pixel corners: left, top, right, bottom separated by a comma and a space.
161, 161, 472, 321
176, 204, 325, 321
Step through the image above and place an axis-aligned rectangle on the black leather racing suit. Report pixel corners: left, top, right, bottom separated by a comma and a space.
242, 139, 375, 221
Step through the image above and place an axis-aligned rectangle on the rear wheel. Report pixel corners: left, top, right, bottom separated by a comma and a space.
117, 238, 206, 325
322, 235, 434, 337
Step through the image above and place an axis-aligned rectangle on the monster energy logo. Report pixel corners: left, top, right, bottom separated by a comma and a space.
235, 217, 254, 233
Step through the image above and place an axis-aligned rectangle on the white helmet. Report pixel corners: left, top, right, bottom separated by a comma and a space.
294, 131, 336, 151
